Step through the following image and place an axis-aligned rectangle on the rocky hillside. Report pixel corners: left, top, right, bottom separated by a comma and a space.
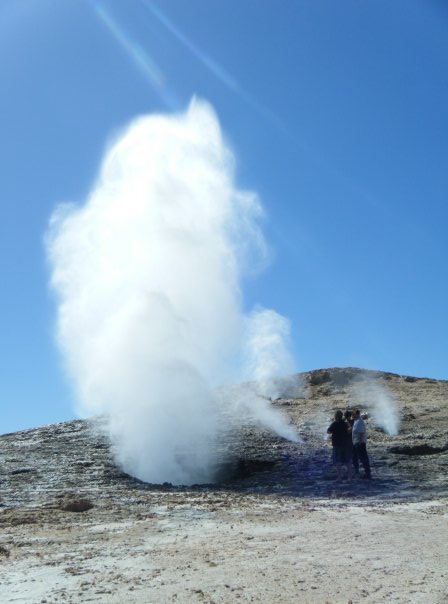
1, 368, 447, 510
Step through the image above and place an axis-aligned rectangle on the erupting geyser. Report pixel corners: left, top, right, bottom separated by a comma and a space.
46, 98, 298, 485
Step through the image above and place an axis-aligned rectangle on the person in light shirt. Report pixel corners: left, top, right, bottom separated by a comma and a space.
352, 409, 371, 479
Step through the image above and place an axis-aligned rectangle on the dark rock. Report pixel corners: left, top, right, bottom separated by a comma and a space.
308, 371, 331, 386
60, 497, 94, 513
233, 459, 276, 479
389, 444, 448, 456
0, 546, 10, 558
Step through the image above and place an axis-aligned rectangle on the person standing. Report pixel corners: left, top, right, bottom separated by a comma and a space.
352, 409, 371, 479
327, 410, 353, 481
344, 409, 354, 470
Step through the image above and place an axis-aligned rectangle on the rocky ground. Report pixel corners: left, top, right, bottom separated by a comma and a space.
1, 368, 447, 603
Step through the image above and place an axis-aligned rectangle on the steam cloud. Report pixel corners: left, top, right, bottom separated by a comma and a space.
46, 98, 298, 485
353, 377, 400, 436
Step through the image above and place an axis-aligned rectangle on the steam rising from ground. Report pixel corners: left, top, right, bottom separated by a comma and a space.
352, 377, 400, 435
46, 99, 298, 485
244, 308, 298, 400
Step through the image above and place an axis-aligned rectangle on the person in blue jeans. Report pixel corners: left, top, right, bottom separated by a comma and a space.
352, 409, 371, 479
344, 409, 354, 462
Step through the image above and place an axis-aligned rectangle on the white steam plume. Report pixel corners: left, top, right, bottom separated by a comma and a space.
215, 308, 301, 444
244, 307, 300, 400
46, 98, 298, 484
352, 377, 400, 436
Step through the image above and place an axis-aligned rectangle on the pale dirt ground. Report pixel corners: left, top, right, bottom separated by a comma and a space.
0, 495, 447, 604
1, 369, 448, 603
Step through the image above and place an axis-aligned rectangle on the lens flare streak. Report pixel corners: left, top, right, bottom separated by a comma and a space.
95, 3, 169, 97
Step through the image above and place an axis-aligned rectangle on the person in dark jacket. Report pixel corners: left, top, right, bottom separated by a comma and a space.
327, 410, 353, 481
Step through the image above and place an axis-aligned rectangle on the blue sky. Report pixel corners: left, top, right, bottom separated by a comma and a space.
1, 0, 447, 434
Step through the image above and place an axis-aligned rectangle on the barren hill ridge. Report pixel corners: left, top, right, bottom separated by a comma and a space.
1, 367, 447, 508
